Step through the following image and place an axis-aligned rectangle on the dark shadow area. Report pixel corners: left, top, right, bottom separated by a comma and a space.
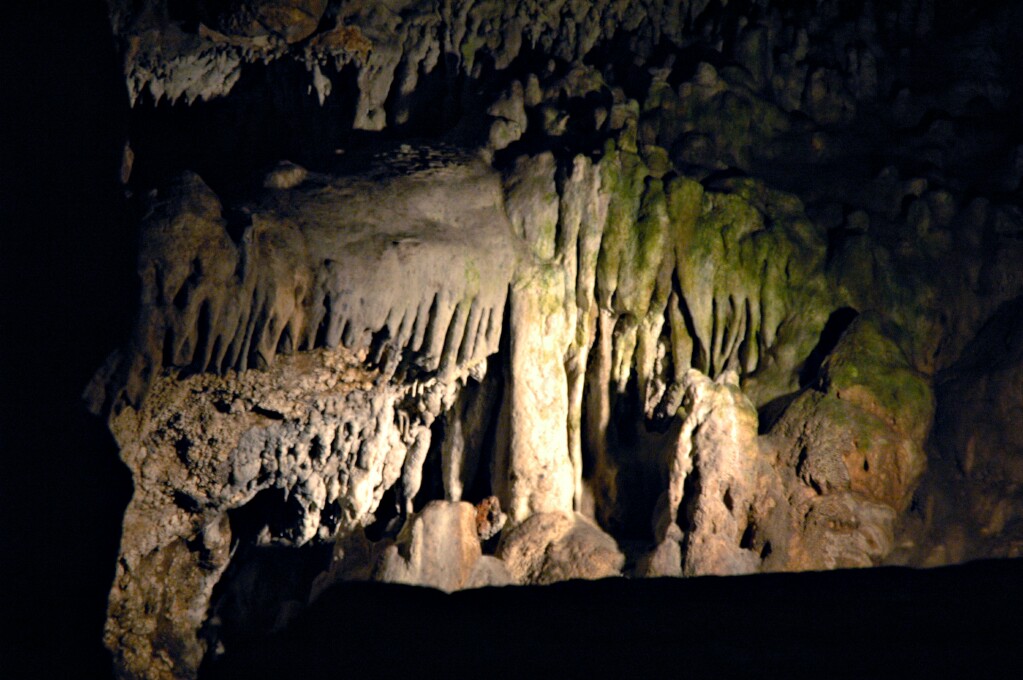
206, 557, 1023, 679
459, 361, 504, 506
364, 486, 401, 542
201, 540, 333, 673
798, 307, 860, 387
3, 3, 136, 678
757, 390, 801, 434
413, 417, 448, 514
229, 487, 295, 542
603, 371, 669, 544
128, 57, 360, 199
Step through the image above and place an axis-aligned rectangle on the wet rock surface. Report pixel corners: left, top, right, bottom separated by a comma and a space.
74, 0, 1023, 677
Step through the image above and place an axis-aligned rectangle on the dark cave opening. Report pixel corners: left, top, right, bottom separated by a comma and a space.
458, 363, 505, 507
578, 336, 681, 551
202, 486, 336, 671
228, 487, 294, 543
364, 486, 400, 542
608, 371, 674, 544
798, 306, 860, 387
128, 57, 362, 198
201, 539, 333, 673
412, 416, 448, 514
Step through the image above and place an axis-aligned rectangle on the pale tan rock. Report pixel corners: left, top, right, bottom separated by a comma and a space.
536, 515, 625, 584
464, 556, 516, 589
97, 153, 517, 411
95, 154, 521, 679
492, 152, 577, 524
318, 499, 514, 593
103, 348, 415, 680
497, 511, 574, 584
376, 501, 482, 592
487, 80, 527, 151
636, 537, 683, 578
497, 512, 624, 585
106, 519, 231, 680
645, 343, 920, 577
496, 264, 576, 524
655, 369, 765, 577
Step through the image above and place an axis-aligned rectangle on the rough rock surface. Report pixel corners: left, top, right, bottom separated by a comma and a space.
656, 369, 766, 577
200, 1, 328, 44
91, 0, 1023, 678
906, 296, 1023, 566
92, 151, 525, 679
90, 149, 517, 413
497, 512, 625, 585
375, 500, 483, 592
759, 314, 933, 571
317, 498, 513, 592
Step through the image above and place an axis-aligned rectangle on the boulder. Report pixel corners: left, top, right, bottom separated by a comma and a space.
498, 512, 624, 585
377, 501, 483, 593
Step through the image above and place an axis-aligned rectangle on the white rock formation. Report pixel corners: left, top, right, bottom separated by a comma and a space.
658, 369, 764, 577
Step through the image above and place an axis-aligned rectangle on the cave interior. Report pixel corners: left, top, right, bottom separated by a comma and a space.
5, 0, 1023, 678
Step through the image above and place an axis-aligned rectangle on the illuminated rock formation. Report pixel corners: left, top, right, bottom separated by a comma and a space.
87, 1, 1023, 678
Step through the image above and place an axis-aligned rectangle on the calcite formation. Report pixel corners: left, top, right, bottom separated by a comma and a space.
92, 0, 1023, 678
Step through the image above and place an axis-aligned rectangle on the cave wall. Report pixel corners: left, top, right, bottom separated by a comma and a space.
78, 1, 1023, 678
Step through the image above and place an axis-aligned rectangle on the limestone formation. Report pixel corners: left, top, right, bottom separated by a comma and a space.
375, 500, 483, 592
497, 512, 625, 585
91, 150, 525, 679
90, 1, 1023, 678
908, 296, 1023, 565
762, 315, 933, 571
657, 369, 765, 578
